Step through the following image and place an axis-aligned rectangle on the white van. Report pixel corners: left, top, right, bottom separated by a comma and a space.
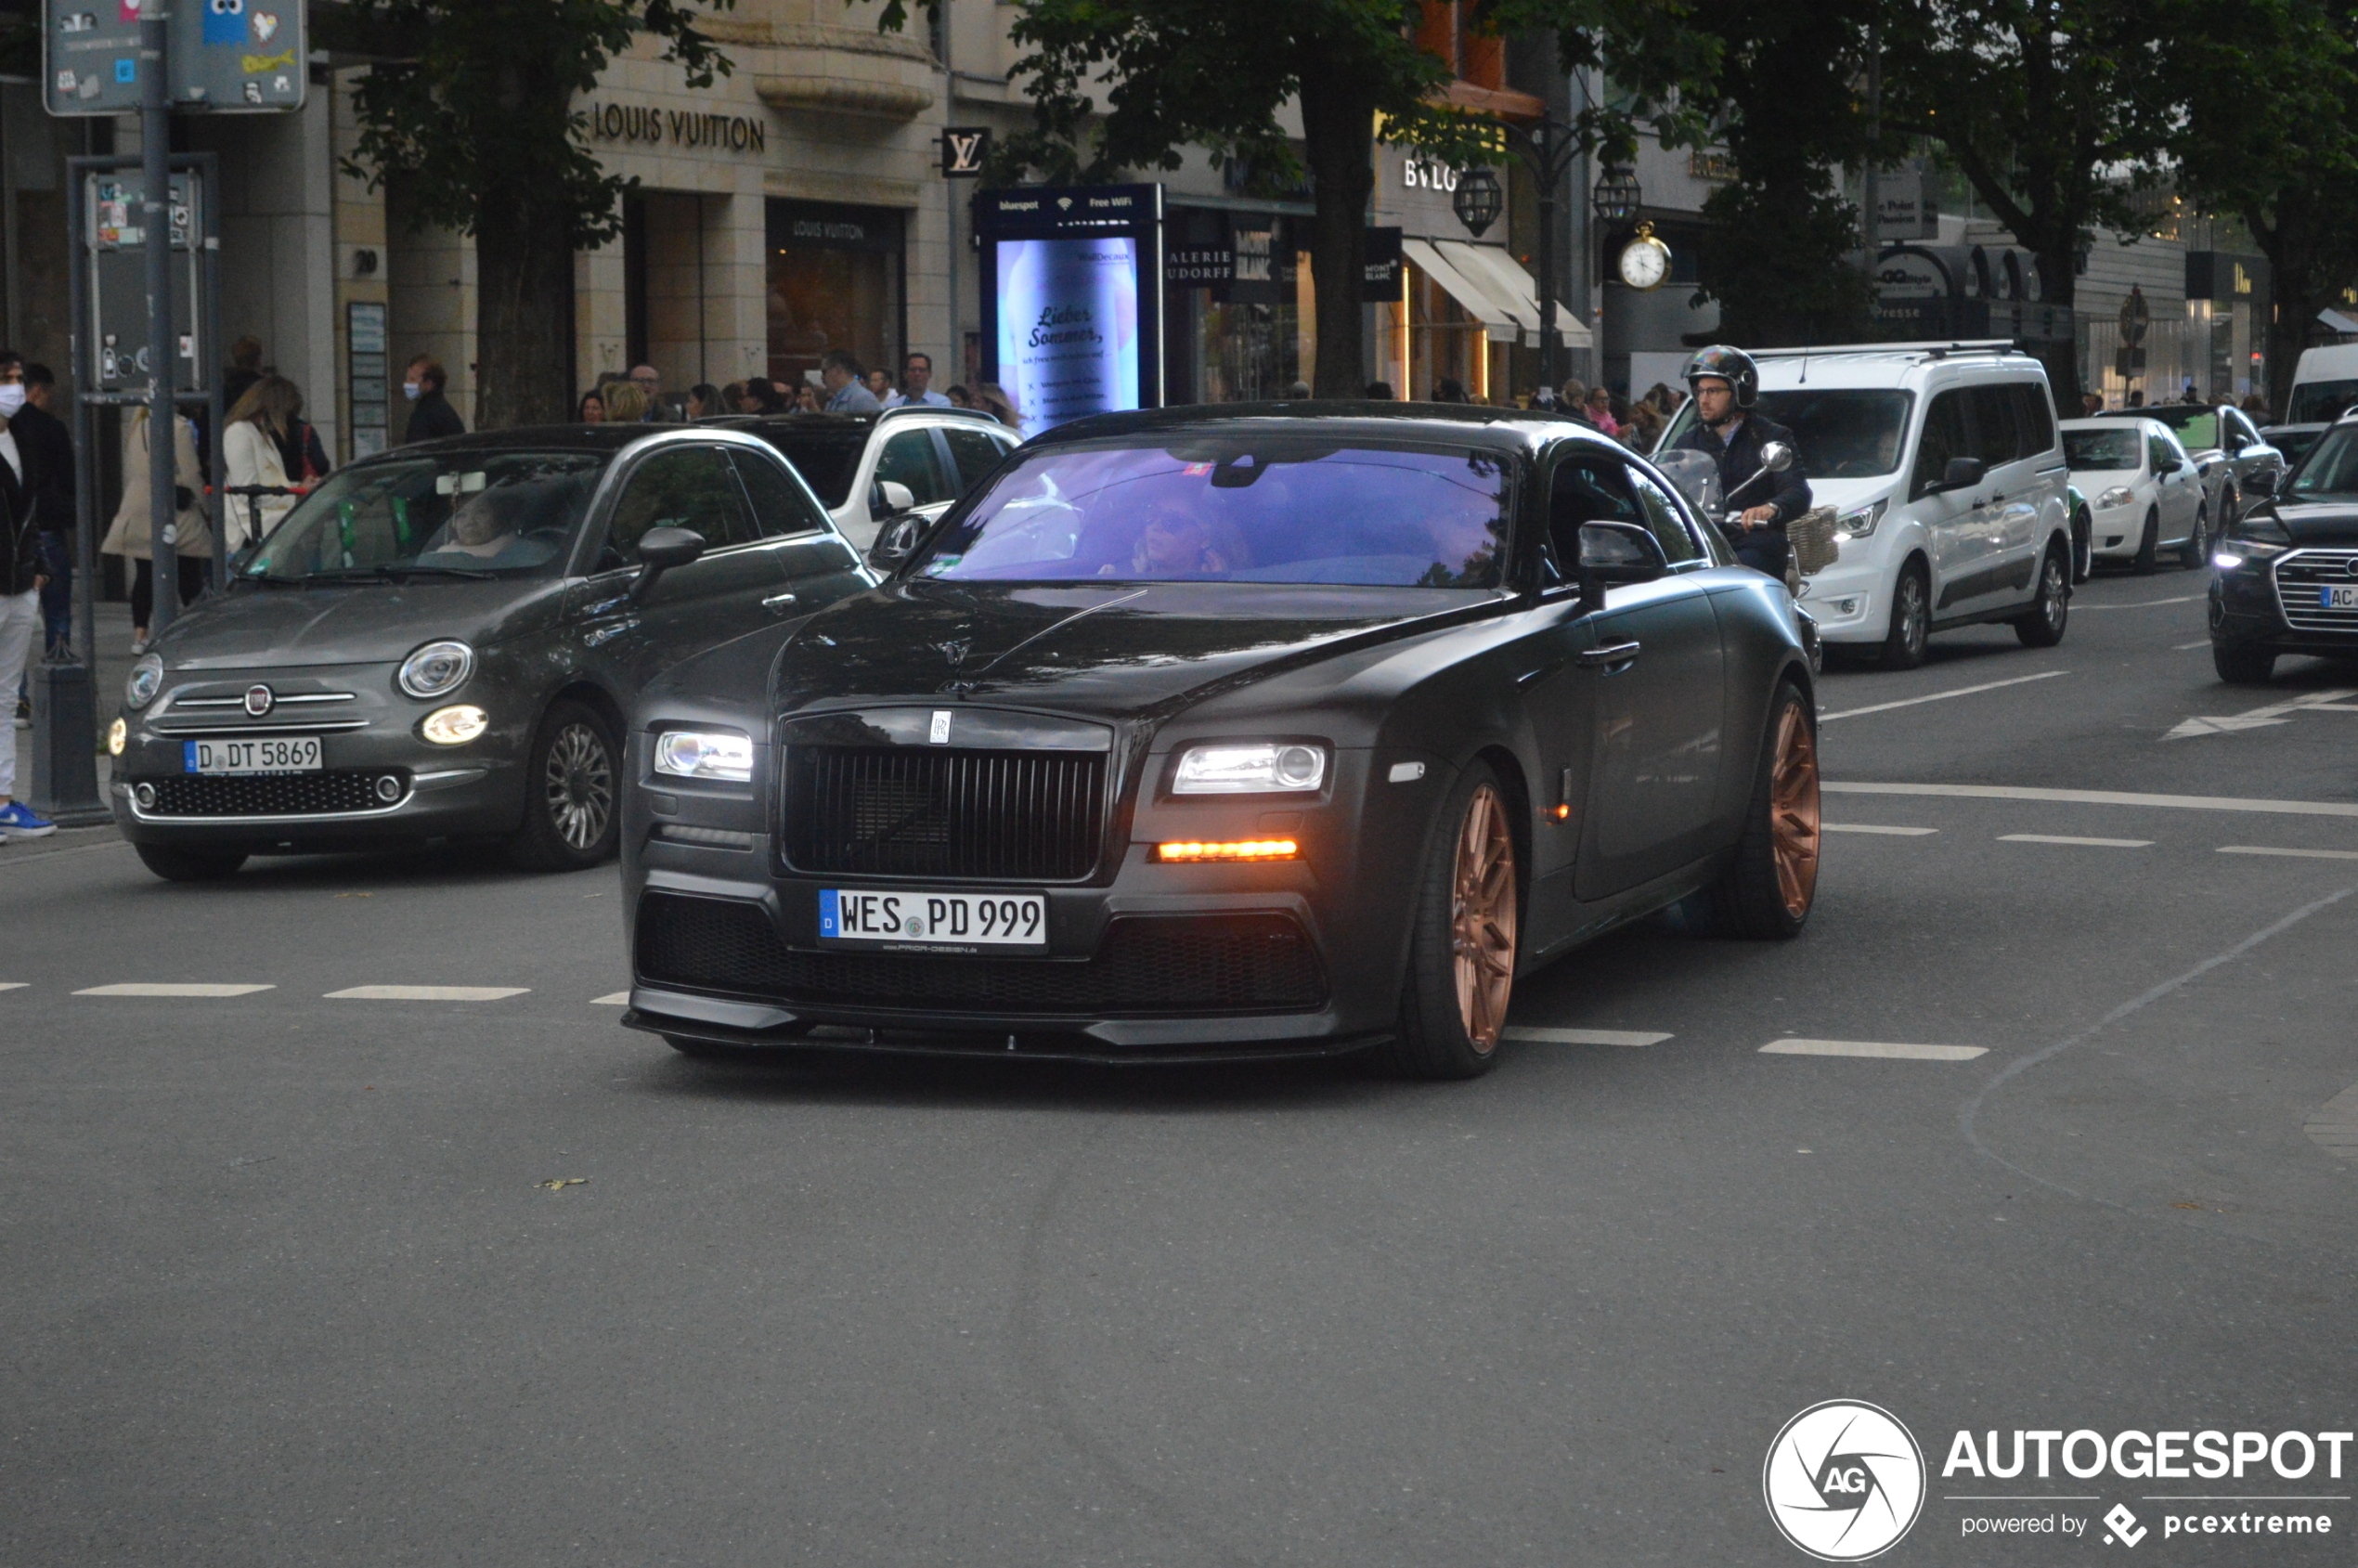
2286, 343, 2358, 425
1659, 342, 2076, 667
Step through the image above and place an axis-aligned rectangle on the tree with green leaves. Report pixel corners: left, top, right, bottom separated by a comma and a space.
327, 0, 732, 428
876, 0, 1713, 398
2169, 0, 2358, 414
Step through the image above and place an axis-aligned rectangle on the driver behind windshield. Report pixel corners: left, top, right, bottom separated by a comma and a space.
416, 485, 556, 571
1100, 497, 1250, 579
1668, 344, 1812, 577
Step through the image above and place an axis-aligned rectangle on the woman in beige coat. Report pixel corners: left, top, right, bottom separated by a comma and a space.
101, 408, 213, 652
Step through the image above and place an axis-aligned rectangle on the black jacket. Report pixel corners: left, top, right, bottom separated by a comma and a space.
1671, 411, 1812, 525
405, 389, 467, 446
10, 401, 76, 532
0, 451, 37, 597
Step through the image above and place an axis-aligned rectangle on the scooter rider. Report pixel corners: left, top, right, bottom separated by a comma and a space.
1669, 345, 1810, 577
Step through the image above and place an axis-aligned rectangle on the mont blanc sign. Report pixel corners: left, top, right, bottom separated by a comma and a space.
585, 101, 769, 156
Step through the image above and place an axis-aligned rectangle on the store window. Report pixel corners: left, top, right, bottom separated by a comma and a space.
1378, 261, 1493, 400
766, 200, 905, 392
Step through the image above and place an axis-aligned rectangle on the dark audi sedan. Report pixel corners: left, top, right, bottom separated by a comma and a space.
2210, 415, 2358, 683
110, 426, 870, 880
619, 406, 1820, 1078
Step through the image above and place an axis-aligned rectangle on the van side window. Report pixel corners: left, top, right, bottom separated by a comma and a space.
1970, 385, 2025, 468
2012, 382, 2056, 457
1911, 390, 1975, 499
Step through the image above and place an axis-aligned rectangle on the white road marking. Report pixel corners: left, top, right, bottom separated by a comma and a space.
2305, 1082, 2358, 1160
2165, 687, 2357, 739
2218, 845, 2358, 862
1824, 782, 2358, 819
2173, 640, 2210, 650
0, 982, 28, 992
74, 982, 275, 997
1503, 1027, 1670, 1046
1818, 669, 2066, 722
2000, 833, 2153, 848
1761, 1038, 1988, 1061
2076, 594, 2201, 609
591, 991, 630, 1005
326, 985, 529, 1002
1823, 823, 1938, 836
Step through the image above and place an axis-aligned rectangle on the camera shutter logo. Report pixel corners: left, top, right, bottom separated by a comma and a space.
1763, 1400, 1925, 1561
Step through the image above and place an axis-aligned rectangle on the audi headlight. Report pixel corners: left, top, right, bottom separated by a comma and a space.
125, 652, 163, 708
398, 640, 474, 700
2096, 486, 2135, 510
1171, 742, 1327, 795
1833, 499, 1885, 538
654, 729, 754, 783
420, 705, 488, 745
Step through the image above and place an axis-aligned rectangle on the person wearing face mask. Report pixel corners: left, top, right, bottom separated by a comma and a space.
0, 352, 54, 834
401, 356, 466, 445
1667, 344, 1810, 578
1, 358, 74, 661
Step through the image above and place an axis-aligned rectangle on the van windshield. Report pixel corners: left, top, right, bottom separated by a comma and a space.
2288, 379, 2358, 424
1661, 388, 1913, 478
2287, 426, 2358, 498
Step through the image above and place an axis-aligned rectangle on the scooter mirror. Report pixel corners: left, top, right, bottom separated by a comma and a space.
1760, 441, 1794, 473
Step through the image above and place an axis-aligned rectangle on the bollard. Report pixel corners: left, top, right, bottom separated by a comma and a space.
27, 662, 112, 826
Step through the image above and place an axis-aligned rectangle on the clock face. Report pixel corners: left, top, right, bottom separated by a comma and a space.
1619, 236, 1671, 291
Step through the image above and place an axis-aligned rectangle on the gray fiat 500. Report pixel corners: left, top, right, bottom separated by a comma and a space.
110, 425, 870, 881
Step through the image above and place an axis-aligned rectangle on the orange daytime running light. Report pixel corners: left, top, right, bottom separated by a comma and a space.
1154, 838, 1300, 862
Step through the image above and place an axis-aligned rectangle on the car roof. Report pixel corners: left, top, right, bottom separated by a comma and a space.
700, 408, 1012, 440
2262, 422, 2329, 434
390, 424, 667, 456
1026, 401, 1617, 458
2061, 416, 2158, 430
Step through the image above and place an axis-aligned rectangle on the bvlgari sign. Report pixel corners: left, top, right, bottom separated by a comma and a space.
586, 101, 769, 156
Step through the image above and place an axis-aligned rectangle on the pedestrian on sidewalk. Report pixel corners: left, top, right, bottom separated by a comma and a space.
0, 382, 54, 839
401, 356, 466, 445
6, 358, 74, 660
822, 351, 882, 414
101, 408, 212, 653
223, 374, 308, 552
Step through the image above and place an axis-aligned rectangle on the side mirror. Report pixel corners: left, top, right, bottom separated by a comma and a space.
1932, 456, 1987, 493
867, 513, 926, 571
1759, 440, 1794, 473
870, 479, 917, 518
2247, 469, 2277, 498
628, 525, 705, 603
1576, 520, 1668, 612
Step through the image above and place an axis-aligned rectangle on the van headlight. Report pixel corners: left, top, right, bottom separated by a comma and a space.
1834, 499, 1885, 538
125, 652, 163, 708
398, 640, 474, 699
654, 729, 755, 782
2096, 486, 2135, 509
1172, 742, 1327, 795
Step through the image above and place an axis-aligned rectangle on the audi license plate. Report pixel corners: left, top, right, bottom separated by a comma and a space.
183, 737, 322, 774
2321, 585, 2358, 610
819, 888, 1047, 952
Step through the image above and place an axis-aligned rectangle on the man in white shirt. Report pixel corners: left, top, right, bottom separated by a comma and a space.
883, 351, 951, 409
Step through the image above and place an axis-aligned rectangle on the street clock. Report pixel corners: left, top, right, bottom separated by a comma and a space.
1616, 222, 1671, 292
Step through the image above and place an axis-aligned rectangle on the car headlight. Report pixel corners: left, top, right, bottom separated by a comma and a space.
125, 652, 163, 708
420, 705, 488, 745
654, 729, 755, 782
2096, 486, 2135, 509
398, 640, 474, 699
1171, 742, 1327, 795
1834, 499, 1885, 538
107, 717, 127, 755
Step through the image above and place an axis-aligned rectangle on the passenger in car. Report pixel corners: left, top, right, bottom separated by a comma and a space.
418, 487, 556, 570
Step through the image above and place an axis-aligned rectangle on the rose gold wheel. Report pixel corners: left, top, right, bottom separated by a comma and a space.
1768, 703, 1820, 920
1450, 783, 1519, 1049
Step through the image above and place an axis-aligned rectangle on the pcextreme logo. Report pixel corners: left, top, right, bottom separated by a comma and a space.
1764, 1400, 1928, 1562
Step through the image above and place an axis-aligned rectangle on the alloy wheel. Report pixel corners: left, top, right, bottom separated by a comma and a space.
2041, 555, 2067, 633
544, 722, 615, 851
1449, 784, 1518, 1050
1898, 574, 1926, 660
1768, 704, 1821, 920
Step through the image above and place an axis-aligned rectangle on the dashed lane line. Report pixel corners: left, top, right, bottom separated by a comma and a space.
1761, 1038, 1988, 1061
2305, 1082, 2358, 1161
0, 982, 26, 992
1824, 782, 2358, 819
1824, 823, 1938, 836
2174, 640, 2210, 650
2000, 834, 2153, 848
325, 986, 530, 1002
2076, 594, 2201, 610
2218, 845, 2358, 862
1503, 1027, 1670, 1046
72, 983, 275, 998
591, 992, 630, 1005
1818, 669, 2066, 722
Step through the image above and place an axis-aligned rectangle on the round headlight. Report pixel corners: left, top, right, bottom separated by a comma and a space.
1272, 745, 1325, 789
420, 705, 489, 745
125, 652, 163, 708
107, 717, 127, 756
398, 640, 474, 700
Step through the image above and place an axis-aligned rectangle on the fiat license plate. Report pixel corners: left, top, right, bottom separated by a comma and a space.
183, 737, 322, 774
2321, 585, 2358, 610
819, 888, 1047, 952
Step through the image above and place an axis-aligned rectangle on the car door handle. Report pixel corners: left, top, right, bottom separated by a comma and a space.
761, 591, 799, 612
1990, 492, 2006, 504
1577, 641, 1641, 668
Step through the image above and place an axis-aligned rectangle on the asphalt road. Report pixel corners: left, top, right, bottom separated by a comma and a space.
4, 566, 2352, 1567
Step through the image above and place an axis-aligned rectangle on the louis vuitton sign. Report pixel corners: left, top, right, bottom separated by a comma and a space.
587, 101, 769, 156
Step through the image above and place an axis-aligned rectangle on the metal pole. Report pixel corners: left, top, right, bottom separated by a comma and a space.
1534, 122, 1561, 396
139, 2, 178, 639
202, 156, 223, 588
1860, 21, 1882, 296
67, 160, 97, 680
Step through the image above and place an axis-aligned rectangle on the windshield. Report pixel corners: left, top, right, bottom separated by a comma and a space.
2289, 380, 2358, 424
2144, 407, 2219, 448
2287, 426, 2358, 498
1660, 388, 1913, 478
914, 438, 1514, 588
244, 450, 606, 581
2272, 427, 2326, 472
751, 424, 869, 507
2064, 428, 2143, 470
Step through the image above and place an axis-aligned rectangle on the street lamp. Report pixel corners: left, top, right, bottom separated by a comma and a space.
1452, 166, 1504, 238
1591, 165, 1642, 226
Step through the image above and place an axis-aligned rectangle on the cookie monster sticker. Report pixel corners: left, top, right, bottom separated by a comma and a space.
202, 0, 243, 47
1764, 1400, 1927, 1561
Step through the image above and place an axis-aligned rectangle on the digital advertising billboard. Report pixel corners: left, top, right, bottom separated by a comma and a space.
975, 185, 1163, 438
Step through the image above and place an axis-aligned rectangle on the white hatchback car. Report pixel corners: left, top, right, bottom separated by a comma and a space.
2059, 417, 2210, 572
1660, 342, 2077, 667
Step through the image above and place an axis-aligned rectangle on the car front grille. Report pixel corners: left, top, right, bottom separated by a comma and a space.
2273, 549, 2358, 633
634, 893, 1327, 1016
782, 746, 1107, 881
140, 770, 404, 818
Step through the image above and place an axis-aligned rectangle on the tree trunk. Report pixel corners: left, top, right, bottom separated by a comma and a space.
473, 194, 577, 430
1297, 73, 1376, 399
2031, 244, 2082, 412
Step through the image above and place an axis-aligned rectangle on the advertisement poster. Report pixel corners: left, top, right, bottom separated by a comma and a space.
994, 236, 1139, 438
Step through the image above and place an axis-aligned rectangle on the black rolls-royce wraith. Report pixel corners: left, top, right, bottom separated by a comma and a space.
619, 405, 1822, 1078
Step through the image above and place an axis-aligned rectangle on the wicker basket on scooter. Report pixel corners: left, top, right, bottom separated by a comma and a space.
1787, 506, 1838, 577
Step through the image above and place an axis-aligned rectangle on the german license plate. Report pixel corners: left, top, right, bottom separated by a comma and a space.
819, 888, 1047, 952
183, 736, 322, 774
2321, 586, 2358, 610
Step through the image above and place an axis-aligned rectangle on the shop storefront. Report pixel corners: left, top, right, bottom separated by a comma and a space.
765, 200, 905, 392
